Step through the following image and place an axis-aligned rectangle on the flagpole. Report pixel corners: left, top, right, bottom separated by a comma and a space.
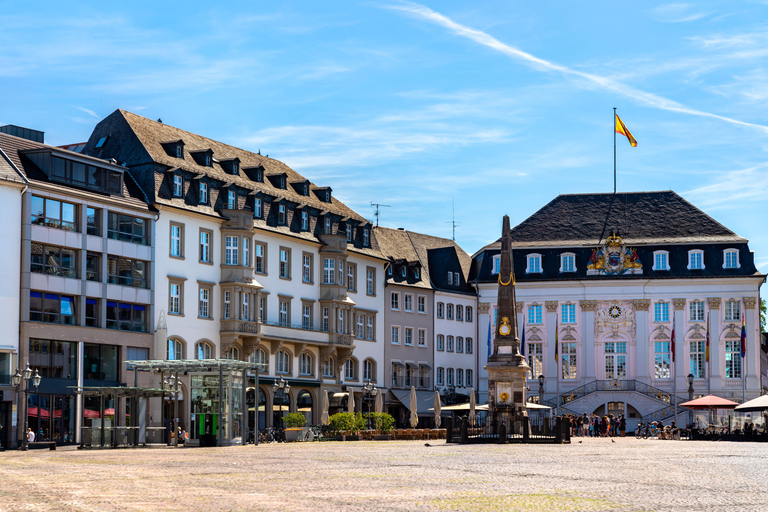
742, 302, 746, 403
613, 107, 617, 194
673, 315, 677, 425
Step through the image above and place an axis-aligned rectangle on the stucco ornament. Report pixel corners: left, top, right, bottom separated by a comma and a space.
596, 302, 636, 339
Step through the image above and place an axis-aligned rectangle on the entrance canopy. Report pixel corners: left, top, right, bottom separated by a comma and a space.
679, 395, 740, 409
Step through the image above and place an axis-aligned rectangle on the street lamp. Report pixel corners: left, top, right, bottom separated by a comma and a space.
362, 380, 378, 429
12, 363, 42, 450
164, 373, 181, 447
687, 373, 694, 428
272, 376, 290, 427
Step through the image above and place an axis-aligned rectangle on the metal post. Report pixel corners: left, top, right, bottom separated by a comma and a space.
241, 369, 247, 445
218, 365, 224, 446
22, 385, 28, 451
173, 373, 179, 447
14, 381, 21, 450
687, 374, 694, 428
254, 368, 259, 446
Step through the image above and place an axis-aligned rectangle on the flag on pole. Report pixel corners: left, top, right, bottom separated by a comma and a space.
740, 307, 747, 359
705, 313, 710, 363
671, 322, 676, 363
521, 314, 526, 356
554, 318, 559, 363
615, 114, 637, 147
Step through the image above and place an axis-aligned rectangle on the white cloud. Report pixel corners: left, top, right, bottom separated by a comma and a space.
650, 4, 711, 23
683, 163, 768, 210
383, 2, 768, 135
73, 107, 100, 120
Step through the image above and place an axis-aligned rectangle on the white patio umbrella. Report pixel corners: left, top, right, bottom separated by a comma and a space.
321, 390, 329, 425
348, 390, 355, 414
375, 391, 383, 414
434, 390, 442, 428
469, 388, 476, 426
409, 386, 419, 427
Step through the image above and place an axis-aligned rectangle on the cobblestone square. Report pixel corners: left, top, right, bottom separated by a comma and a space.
1, 438, 766, 512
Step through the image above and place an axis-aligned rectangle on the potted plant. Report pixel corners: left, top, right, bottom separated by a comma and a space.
368, 412, 395, 440
283, 413, 307, 442
328, 412, 365, 440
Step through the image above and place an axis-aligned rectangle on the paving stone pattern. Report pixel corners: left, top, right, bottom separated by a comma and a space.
0, 438, 766, 512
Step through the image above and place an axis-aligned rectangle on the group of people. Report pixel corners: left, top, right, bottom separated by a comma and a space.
566, 412, 627, 437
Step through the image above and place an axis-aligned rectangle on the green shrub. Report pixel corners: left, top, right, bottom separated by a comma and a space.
366, 412, 395, 433
328, 412, 366, 433
283, 412, 307, 428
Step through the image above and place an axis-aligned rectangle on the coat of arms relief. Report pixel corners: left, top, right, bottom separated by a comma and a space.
595, 301, 636, 340
587, 231, 643, 276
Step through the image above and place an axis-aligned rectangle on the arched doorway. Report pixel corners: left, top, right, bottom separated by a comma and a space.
297, 390, 313, 425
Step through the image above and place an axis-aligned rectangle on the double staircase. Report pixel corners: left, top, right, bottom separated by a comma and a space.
543, 380, 684, 423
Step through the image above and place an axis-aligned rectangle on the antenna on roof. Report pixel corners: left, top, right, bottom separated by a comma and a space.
446, 197, 461, 241
370, 202, 391, 227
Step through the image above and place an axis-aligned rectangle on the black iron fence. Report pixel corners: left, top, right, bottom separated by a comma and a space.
446, 415, 569, 444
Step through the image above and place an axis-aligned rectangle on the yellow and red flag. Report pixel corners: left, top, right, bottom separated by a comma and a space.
615, 114, 637, 147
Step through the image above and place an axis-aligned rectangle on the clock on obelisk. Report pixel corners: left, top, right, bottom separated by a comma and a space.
484, 214, 529, 433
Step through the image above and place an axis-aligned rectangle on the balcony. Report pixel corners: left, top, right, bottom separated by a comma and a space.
331, 333, 353, 346
220, 319, 260, 335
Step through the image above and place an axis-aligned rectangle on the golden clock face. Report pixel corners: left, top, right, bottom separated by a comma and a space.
500, 325, 511, 335
609, 305, 622, 319
499, 392, 510, 403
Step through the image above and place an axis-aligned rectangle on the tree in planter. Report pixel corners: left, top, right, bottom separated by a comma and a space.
328, 412, 365, 434
366, 412, 395, 434
283, 412, 307, 428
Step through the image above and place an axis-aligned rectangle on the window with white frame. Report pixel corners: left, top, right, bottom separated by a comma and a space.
301, 210, 308, 230
466, 337, 473, 354
561, 342, 577, 380
323, 258, 335, 284
225, 236, 239, 265
391, 326, 400, 344
436, 367, 444, 386
688, 250, 704, 270
405, 327, 413, 346
436, 302, 444, 318
255, 243, 265, 274
173, 175, 183, 197
169, 283, 181, 314
170, 224, 183, 258
356, 314, 364, 339
526, 254, 542, 273
322, 308, 329, 332
366, 316, 374, 340
654, 302, 670, 322
303, 254, 312, 283
345, 359, 356, 381
242, 238, 250, 267
446, 335, 454, 352
363, 228, 369, 247
527, 343, 543, 380
276, 350, 289, 374
456, 305, 463, 321
466, 369, 473, 387
322, 358, 334, 378
404, 294, 413, 312
324, 217, 331, 234
223, 291, 230, 319
447, 272, 453, 285
492, 255, 500, 275
689, 301, 705, 322
299, 353, 312, 376
366, 268, 375, 295
279, 300, 289, 326
303, 305, 312, 330
654, 341, 670, 379
653, 250, 669, 271
723, 249, 740, 269
199, 288, 210, 318
454, 272, 461, 285
199, 182, 208, 203
724, 300, 740, 321
259, 297, 266, 322
226, 347, 239, 360
241, 293, 250, 321
337, 309, 344, 333
390, 292, 399, 310
338, 260, 345, 287
417, 296, 426, 313
690, 341, 705, 378
560, 253, 576, 273
436, 335, 444, 351
251, 348, 266, 368
456, 336, 463, 353
446, 368, 454, 386
466, 306, 473, 322
346, 224, 352, 242
167, 338, 183, 360
278, 204, 286, 225
447, 303, 454, 320
604, 342, 627, 379
196, 341, 213, 360
561, 303, 576, 324
363, 360, 374, 382
227, 190, 236, 209
279, 249, 290, 279
199, 231, 211, 263
725, 341, 742, 379
254, 198, 262, 218
528, 304, 543, 324
456, 369, 463, 387
347, 264, 355, 292
418, 329, 426, 347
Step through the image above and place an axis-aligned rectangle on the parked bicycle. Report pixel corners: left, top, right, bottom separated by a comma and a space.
635, 422, 650, 439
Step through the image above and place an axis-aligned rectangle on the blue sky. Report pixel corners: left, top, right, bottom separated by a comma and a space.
2, 1, 767, 278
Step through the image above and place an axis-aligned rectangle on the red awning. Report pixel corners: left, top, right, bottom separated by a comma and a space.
679, 395, 740, 409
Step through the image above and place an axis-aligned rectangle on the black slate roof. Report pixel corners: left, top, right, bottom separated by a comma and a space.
478, 191, 745, 252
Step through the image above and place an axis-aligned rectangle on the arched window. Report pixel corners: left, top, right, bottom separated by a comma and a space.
436, 335, 444, 351
276, 350, 290, 374
466, 337, 473, 354
249, 348, 267, 369
363, 359, 375, 382
456, 305, 463, 321
167, 338, 183, 360
345, 359, 357, 381
297, 390, 313, 425
456, 336, 464, 353
226, 347, 240, 360
195, 341, 213, 360
299, 353, 313, 376
465, 306, 473, 322
322, 358, 335, 378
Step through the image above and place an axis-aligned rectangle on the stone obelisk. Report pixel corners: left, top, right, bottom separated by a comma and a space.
485, 215, 529, 433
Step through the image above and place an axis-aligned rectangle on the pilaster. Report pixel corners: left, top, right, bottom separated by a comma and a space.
744, 297, 758, 388
673, 299, 686, 394
633, 299, 650, 384
579, 300, 596, 381
707, 298, 721, 391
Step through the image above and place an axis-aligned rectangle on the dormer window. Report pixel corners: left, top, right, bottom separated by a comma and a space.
653, 250, 669, 271
688, 249, 705, 270
173, 175, 183, 197
176, 145, 183, 158
454, 272, 461, 285
492, 255, 500, 275
280, 177, 286, 189
228, 190, 236, 210
233, 161, 239, 174
278, 204, 287, 225
304, 184, 309, 195
326, 190, 331, 202
254, 197, 262, 218
363, 228, 369, 247
526, 254, 542, 273
301, 211, 309, 230
401, 267, 406, 278
447, 272, 453, 285
723, 249, 740, 269
387, 265, 392, 276
324, 217, 331, 234
346, 224, 352, 242
205, 154, 211, 166
414, 268, 420, 279
199, 182, 208, 204
560, 253, 576, 273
